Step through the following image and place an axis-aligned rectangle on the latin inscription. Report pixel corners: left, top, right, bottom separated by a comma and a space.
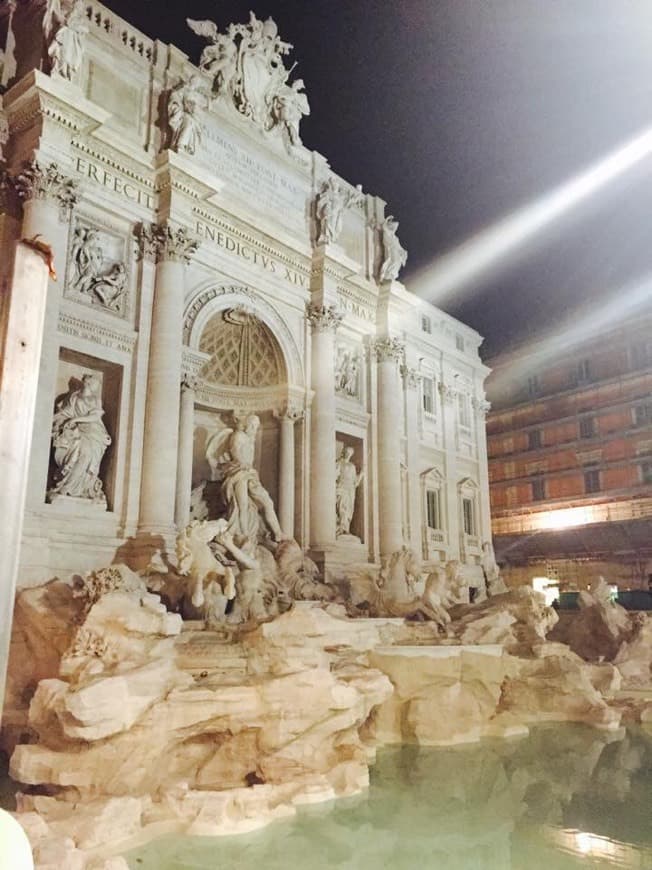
75, 155, 154, 209
58, 312, 136, 354
194, 219, 308, 288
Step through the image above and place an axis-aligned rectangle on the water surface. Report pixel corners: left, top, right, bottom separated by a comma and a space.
126, 725, 652, 869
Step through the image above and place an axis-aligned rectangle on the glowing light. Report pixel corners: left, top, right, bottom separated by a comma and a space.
532, 506, 593, 531
0, 809, 34, 870
532, 576, 559, 607
411, 125, 652, 304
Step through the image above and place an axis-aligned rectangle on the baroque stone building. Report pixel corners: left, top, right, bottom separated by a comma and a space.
486, 311, 652, 591
0, 0, 492, 588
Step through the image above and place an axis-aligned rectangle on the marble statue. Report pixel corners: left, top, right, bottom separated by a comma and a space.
481, 541, 507, 596
186, 19, 238, 98
47, 0, 87, 81
315, 178, 362, 246
48, 374, 111, 504
167, 74, 206, 156
349, 547, 423, 617
335, 447, 363, 536
335, 347, 360, 398
0, 111, 8, 163
378, 215, 408, 282
269, 77, 310, 149
176, 520, 237, 614
187, 12, 307, 145
205, 414, 285, 543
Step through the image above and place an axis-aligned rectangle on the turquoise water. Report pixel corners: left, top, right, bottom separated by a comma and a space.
126, 725, 652, 869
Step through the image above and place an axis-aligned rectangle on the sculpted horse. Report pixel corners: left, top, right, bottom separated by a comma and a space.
349, 547, 422, 616
175, 520, 237, 614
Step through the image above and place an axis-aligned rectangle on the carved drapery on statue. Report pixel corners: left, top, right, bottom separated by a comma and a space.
377, 215, 408, 283
48, 373, 111, 506
187, 12, 309, 151
43, 0, 88, 81
335, 447, 363, 537
205, 414, 284, 544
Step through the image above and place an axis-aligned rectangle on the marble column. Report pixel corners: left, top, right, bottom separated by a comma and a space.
374, 337, 405, 555
174, 374, 197, 530
12, 160, 79, 508
0, 244, 51, 710
275, 404, 303, 539
401, 364, 423, 554
138, 223, 199, 536
307, 304, 343, 549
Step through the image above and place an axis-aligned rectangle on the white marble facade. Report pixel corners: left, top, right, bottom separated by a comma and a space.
0, 1, 492, 585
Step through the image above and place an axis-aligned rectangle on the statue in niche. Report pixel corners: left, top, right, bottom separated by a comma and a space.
47, 0, 87, 81
335, 347, 360, 398
315, 178, 362, 246
48, 373, 111, 505
378, 215, 408, 283
335, 446, 363, 537
205, 414, 285, 543
167, 74, 206, 156
70, 226, 127, 312
268, 77, 310, 149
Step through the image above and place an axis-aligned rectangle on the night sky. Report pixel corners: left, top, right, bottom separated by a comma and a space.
103, 0, 652, 359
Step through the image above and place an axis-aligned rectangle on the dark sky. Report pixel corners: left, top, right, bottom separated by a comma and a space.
103, 0, 652, 358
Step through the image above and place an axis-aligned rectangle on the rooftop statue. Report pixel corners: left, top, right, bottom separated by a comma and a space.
315, 177, 364, 246
45, 0, 87, 81
187, 12, 309, 151
166, 74, 206, 156
378, 215, 408, 282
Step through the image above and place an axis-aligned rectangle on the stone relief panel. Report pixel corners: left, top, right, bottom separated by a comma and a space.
66, 217, 129, 317
335, 343, 362, 401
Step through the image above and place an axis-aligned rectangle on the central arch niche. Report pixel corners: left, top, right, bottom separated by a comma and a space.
199, 308, 287, 389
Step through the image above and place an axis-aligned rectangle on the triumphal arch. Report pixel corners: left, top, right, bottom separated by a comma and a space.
0, 0, 492, 587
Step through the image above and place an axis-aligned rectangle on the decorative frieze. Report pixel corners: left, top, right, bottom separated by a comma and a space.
373, 336, 405, 363
306, 303, 344, 333
58, 310, 137, 354
336, 344, 362, 399
13, 159, 79, 214
135, 222, 200, 264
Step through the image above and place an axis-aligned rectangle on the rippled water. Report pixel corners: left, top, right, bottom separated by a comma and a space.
126, 725, 652, 869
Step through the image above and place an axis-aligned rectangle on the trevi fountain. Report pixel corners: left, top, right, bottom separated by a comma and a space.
0, 3, 651, 868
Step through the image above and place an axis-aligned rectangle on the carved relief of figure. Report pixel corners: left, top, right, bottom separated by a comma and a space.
91, 263, 126, 311
335, 347, 360, 398
167, 74, 205, 156
47, 0, 87, 81
206, 414, 285, 543
269, 78, 310, 149
48, 374, 111, 504
335, 447, 363, 536
71, 227, 104, 293
378, 215, 408, 283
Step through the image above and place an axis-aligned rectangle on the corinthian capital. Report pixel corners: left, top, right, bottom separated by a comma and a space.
400, 364, 420, 390
13, 159, 79, 214
135, 222, 200, 264
306, 303, 344, 333
373, 336, 405, 363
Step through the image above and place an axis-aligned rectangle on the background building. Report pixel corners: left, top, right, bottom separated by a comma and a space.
486, 311, 652, 591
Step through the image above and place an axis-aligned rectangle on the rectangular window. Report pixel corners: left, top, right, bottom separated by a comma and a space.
531, 475, 546, 501
641, 462, 652, 485
457, 392, 471, 429
426, 489, 441, 529
422, 377, 435, 415
527, 375, 540, 398
584, 468, 601, 493
635, 404, 652, 427
579, 416, 595, 439
631, 343, 649, 369
455, 334, 465, 352
462, 497, 475, 535
577, 359, 591, 383
528, 429, 542, 450
420, 315, 432, 334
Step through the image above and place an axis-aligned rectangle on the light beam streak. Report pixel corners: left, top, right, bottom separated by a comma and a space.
412, 125, 652, 304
